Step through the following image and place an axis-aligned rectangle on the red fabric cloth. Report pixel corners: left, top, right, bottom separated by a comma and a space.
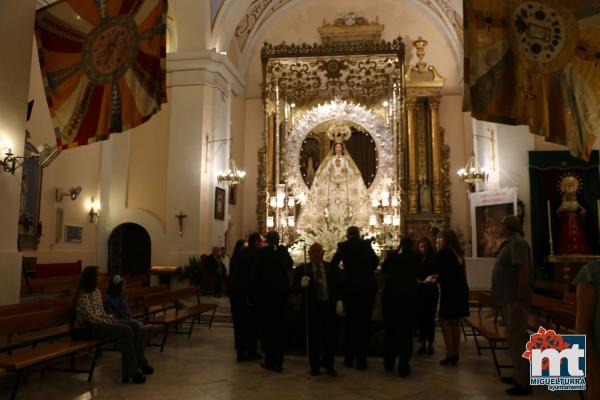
556, 213, 591, 255
33, 261, 82, 278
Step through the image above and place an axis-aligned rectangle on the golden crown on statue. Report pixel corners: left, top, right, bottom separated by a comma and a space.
326, 122, 352, 143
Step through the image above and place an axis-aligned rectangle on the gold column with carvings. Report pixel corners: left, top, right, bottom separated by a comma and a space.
430, 97, 443, 214
406, 97, 419, 214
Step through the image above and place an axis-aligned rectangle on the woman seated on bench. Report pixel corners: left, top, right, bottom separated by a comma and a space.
103, 275, 134, 320
73, 266, 153, 384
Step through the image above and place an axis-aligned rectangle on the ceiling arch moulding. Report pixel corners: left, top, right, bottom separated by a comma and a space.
233, 0, 463, 52
235, 0, 295, 50
231, 0, 464, 84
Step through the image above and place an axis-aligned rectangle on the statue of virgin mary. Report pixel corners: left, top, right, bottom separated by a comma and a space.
297, 123, 372, 235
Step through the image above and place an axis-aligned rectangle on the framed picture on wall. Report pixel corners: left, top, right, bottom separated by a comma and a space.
214, 187, 226, 220
64, 225, 83, 243
228, 185, 237, 205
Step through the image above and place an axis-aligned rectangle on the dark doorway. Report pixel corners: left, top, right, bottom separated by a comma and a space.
108, 223, 151, 275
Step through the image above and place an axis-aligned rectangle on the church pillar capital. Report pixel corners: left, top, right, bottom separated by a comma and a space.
166, 50, 246, 96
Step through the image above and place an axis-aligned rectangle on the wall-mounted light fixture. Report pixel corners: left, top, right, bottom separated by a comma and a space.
88, 196, 100, 223
56, 186, 82, 201
457, 152, 489, 185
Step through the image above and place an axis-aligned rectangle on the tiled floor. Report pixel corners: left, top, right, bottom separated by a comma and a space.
0, 303, 577, 400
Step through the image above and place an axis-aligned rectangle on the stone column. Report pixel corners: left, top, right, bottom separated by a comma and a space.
430, 96, 444, 214
0, 0, 36, 304
406, 97, 419, 214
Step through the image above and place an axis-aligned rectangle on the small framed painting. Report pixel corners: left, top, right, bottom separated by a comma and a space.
64, 225, 83, 243
214, 187, 226, 220
228, 185, 237, 205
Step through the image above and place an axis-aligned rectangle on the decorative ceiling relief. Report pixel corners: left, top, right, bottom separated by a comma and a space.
235, 0, 294, 50
234, 0, 464, 51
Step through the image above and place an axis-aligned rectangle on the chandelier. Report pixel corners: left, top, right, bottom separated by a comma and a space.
217, 160, 246, 186
457, 152, 489, 184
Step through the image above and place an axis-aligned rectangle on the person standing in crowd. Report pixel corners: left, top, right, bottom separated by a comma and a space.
294, 242, 342, 377
221, 246, 231, 295
574, 260, 600, 400
331, 226, 379, 370
490, 215, 532, 396
73, 266, 153, 384
434, 229, 469, 367
229, 235, 260, 362
252, 231, 293, 372
206, 246, 226, 297
381, 237, 420, 377
417, 237, 439, 355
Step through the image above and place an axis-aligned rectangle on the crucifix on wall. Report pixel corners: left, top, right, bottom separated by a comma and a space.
176, 211, 188, 237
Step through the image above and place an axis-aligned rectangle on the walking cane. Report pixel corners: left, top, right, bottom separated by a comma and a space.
302, 241, 311, 374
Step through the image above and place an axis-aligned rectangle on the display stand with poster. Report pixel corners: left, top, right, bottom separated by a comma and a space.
469, 188, 518, 259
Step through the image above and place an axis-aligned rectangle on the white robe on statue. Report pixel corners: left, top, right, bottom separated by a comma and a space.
297, 151, 372, 237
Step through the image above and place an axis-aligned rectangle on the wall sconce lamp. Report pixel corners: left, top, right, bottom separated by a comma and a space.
88, 197, 100, 223
56, 186, 82, 201
0, 137, 34, 175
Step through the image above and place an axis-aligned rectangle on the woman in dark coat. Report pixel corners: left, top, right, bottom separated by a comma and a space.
417, 237, 439, 355
381, 237, 420, 377
433, 229, 469, 366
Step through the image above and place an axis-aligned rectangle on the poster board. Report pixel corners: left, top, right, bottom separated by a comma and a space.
469, 188, 518, 258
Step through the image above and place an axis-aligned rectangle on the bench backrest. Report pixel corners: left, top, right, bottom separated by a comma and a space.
0, 307, 72, 337
531, 280, 571, 298
0, 297, 73, 318
142, 286, 201, 310
124, 285, 168, 301
532, 294, 576, 314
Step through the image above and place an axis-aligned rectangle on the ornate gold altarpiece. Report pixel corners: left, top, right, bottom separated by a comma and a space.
258, 16, 451, 244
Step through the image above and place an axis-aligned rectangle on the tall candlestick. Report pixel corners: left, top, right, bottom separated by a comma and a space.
547, 200, 554, 255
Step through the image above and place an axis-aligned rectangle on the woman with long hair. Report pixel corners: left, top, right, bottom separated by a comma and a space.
417, 237, 439, 355
73, 266, 153, 383
433, 230, 469, 366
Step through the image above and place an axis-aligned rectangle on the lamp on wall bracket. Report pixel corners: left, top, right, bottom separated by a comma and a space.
88, 196, 100, 223
457, 152, 489, 187
217, 159, 246, 186
56, 186, 82, 202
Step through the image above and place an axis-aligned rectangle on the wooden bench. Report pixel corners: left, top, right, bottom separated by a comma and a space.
531, 280, 571, 299
25, 275, 81, 296
0, 307, 73, 354
0, 297, 73, 318
140, 287, 217, 352
124, 285, 169, 318
0, 308, 104, 400
463, 291, 511, 376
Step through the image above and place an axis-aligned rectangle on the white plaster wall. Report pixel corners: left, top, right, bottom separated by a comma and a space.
496, 125, 535, 244
225, 95, 246, 251
0, 0, 36, 305
241, 98, 263, 236
440, 95, 471, 242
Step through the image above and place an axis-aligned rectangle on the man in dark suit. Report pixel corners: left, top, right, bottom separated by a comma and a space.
229, 233, 263, 362
330, 226, 379, 370
294, 242, 342, 376
252, 231, 293, 372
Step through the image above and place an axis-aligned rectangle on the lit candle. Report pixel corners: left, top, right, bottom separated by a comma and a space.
369, 215, 377, 226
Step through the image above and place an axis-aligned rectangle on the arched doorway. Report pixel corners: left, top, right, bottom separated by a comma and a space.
108, 223, 151, 275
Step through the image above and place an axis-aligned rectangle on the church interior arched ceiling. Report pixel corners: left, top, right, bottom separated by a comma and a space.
210, 0, 464, 97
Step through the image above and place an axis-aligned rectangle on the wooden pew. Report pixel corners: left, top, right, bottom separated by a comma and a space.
0, 297, 73, 318
26, 275, 81, 296
0, 308, 104, 400
463, 291, 511, 376
140, 287, 217, 352
531, 280, 571, 299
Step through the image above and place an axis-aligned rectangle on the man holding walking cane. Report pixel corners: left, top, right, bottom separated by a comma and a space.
293, 242, 343, 376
